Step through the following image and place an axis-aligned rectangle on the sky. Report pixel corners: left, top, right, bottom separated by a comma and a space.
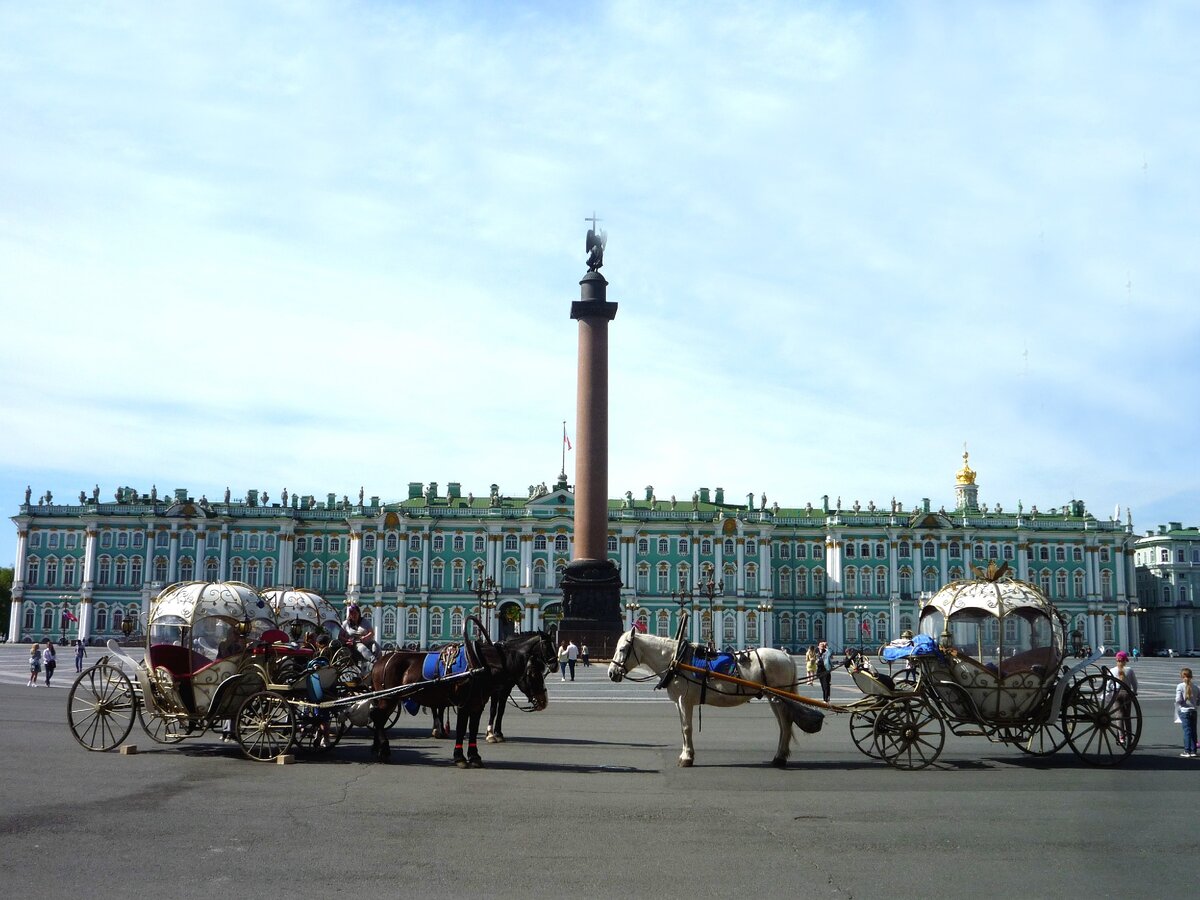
2, 1, 1198, 568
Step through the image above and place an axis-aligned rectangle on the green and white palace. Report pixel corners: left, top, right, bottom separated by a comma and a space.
10, 455, 1148, 655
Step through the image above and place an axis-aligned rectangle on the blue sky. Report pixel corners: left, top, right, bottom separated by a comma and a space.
2, 1, 1198, 567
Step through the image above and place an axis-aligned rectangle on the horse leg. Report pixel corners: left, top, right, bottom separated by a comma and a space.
675, 693, 695, 767
486, 692, 506, 743
466, 704, 484, 768
452, 705, 472, 768
369, 704, 391, 762
431, 706, 447, 739
769, 699, 792, 768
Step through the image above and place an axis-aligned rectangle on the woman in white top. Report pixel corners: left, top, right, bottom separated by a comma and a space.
1175, 667, 1199, 757
1108, 651, 1138, 745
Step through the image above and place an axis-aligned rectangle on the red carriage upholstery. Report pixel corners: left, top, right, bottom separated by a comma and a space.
260, 629, 290, 645
149, 644, 211, 678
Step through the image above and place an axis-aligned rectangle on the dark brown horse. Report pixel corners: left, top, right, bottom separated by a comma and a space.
368, 625, 553, 767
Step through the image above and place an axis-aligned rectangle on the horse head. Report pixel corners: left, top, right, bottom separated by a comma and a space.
507, 630, 552, 712
608, 627, 639, 682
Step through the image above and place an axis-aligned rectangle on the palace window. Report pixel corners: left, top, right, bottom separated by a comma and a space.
384, 560, 397, 590
724, 539, 735, 556
1055, 570, 1067, 598
875, 543, 885, 558
310, 562, 323, 591
534, 535, 547, 552
636, 565, 649, 593
407, 561, 421, 591
923, 541, 936, 558
99, 532, 110, 549
607, 535, 618, 553
922, 568, 938, 594
1040, 546, 1050, 561
795, 568, 809, 596
474, 535, 486, 553
657, 563, 670, 593
291, 562, 306, 592
779, 543, 790, 559
430, 609, 443, 637
504, 534, 518, 552
875, 568, 887, 595
860, 542, 870, 558
845, 543, 855, 559
1073, 571, 1085, 598
364, 534, 377, 553
246, 559, 259, 587
1073, 547, 1083, 562
232, 534, 244, 551
533, 562, 546, 591
1003, 545, 1014, 561
701, 539, 712, 555
555, 535, 569, 553
723, 614, 736, 645
63, 558, 77, 587
386, 533, 398, 553
679, 538, 689, 555
230, 559, 244, 582
433, 535, 445, 553
796, 613, 809, 643
795, 543, 807, 559
362, 559, 376, 590
409, 534, 422, 552
248, 534, 259, 551
898, 542, 910, 558
451, 609, 464, 637
503, 560, 518, 590
658, 538, 669, 555
657, 611, 670, 637
844, 567, 857, 595
406, 609, 420, 638
723, 565, 736, 593
67, 532, 79, 550
554, 561, 565, 588
98, 556, 112, 586
180, 558, 194, 582
1101, 570, 1113, 600
452, 560, 465, 591
988, 544, 999, 560
156, 531, 170, 549
204, 558, 218, 581
431, 561, 443, 591
311, 537, 323, 553
1055, 546, 1065, 562
45, 558, 58, 586
746, 611, 758, 643
453, 535, 465, 552
746, 539, 757, 556
813, 568, 826, 597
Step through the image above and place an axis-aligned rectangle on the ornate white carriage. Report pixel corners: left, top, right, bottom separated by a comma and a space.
67, 581, 344, 761
847, 564, 1141, 768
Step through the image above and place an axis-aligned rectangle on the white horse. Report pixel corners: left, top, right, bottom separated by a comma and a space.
608, 629, 823, 768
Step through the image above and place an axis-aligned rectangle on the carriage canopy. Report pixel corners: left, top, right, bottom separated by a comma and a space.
148, 581, 276, 666
262, 588, 343, 642
919, 565, 1063, 672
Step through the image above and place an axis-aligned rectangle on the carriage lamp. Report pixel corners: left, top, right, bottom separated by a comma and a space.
288, 618, 304, 642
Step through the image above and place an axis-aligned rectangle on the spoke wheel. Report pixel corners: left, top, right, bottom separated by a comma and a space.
1009, 719, 1068, 756
873, 695, 945, 770
331, 647, 362, 689
891, 668, 919, 692
235, 691, 296, 762
1062, 673, 1139, 766
849, 709, 883, 759
68, 662, 136, 751
138, 704, 187, 744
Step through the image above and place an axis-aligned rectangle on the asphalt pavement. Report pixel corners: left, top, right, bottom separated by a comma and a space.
0, 646, 1195, 900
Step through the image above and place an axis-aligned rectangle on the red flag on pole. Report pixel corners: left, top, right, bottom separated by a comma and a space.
861, 620, 870, 634
64, 610, 78, 623
563, 425, 572, 451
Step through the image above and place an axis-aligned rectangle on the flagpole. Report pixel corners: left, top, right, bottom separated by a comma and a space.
561, 420, 567, 478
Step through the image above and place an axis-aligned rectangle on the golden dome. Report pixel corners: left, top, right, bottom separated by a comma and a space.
955, 450, 977, 485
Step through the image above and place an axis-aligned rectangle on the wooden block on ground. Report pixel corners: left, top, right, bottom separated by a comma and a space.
119, 745, 138, 755
276, 754, 296, 765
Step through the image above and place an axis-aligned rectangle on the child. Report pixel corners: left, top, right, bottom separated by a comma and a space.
1175, 667, 1199, 758
27, 645, 42, 686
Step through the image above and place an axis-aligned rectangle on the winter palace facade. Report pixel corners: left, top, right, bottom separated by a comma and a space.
9, 456, 1151, 654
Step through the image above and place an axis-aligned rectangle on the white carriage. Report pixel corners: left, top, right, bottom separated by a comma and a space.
847, 564, 1141, 768
67, 581, 343, 761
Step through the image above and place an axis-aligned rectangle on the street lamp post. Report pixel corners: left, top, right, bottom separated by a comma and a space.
671, 582, 695, 641
1132, 606, 1148, 655
756, 600, 772, 648
471, 576, 499, 635
697, 576, 723, 649
624, 598, 640, 630
57, 595, 76, 646
852, 604, 870, 657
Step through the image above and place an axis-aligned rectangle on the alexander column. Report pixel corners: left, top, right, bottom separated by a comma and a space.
559, 217, 624, 656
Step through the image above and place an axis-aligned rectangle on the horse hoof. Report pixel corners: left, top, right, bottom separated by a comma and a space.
678, 758, 693, 768
493, 734, 505, 743
454, 757, 469, 769
485, 734, 497, 744
771, 757, 788, 769
468, 757, 484, 769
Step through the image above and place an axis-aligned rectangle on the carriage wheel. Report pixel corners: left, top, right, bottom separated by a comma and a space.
1062, 673, 1139, 766
385, 704, 402, 729
67, 662, 137, 752
138, 704, 186, 744
873, 695, 945, 770
849, 709, 883, 759
331, 647, 361, 689
234, 691, 296, 762
1010, 719, 1068, 756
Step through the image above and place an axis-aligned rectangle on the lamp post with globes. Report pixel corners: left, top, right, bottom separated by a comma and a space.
471, 575, 499, 636
1132, 606, 1148, 656
756, 600, 773, 648
671, 581, 695, 641
852, 604, 870, 657
697, 575, 723, 649
624, 598, 640, 630
57, 594, 76, 646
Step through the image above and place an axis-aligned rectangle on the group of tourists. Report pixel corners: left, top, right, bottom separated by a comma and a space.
556, 639, 588, 680
26, 638, 83, 686
803, 641, 834, 702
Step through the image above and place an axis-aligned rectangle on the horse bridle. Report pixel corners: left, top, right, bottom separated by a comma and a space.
609, 627, 643, 678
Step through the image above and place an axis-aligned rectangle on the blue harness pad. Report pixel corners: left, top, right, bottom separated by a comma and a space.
422, 650, 469, 680
690, 652, 736, 677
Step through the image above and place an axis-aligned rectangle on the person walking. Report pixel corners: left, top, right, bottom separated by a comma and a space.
816, 641, 833, 703
581, 643, 590, 667
566, 639, 579, 681
27, 645, 41, 686
1174, 667, 1199, 758
74, 639, 87, 673
805, 645, 819, 685
557, 641, 569, 681
1107, 651, 1138, 746
42, 640, 57, 687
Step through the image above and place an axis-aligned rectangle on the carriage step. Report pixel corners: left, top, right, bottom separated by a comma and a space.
119, 744, 138, 755
276, 754, 296, 765
956, 729, 987, 737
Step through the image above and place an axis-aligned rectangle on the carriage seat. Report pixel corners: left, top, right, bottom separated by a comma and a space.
998, 646, 1058, 679
849, 667, 897, 697
148, 644, 211, 679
